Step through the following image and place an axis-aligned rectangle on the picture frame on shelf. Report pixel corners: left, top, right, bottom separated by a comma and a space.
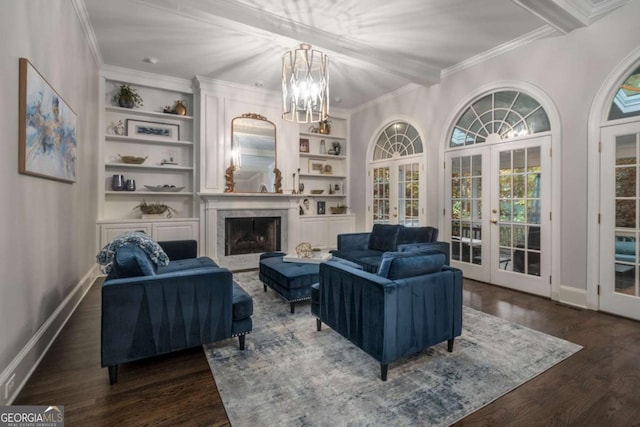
317, 201, 326, 215
19, 57, 77, 183
299, 138, 309, 153
309, 159, 326, 174
127, 119, 180, 141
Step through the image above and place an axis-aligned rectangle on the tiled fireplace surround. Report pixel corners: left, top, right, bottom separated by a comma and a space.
201, 194, 301, 270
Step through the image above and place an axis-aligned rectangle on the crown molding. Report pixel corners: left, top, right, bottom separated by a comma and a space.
441, 26, 557, 79
100, 65, 194, 93
71, 0, 103, 67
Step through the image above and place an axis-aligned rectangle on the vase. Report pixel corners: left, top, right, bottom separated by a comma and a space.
318, 122, 330, 134
118, 96, 134, 109
111, 174, 125, 191
175, 100, 187, 116
319, 140, 326, 154
125, 179, 136, 191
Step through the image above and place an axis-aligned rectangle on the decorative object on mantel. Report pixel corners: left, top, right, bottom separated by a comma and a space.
112, 84, 143, 109
282, 43, 329, 123
295, 242, 313, 258
118, 154, 147, 164
134, 201, 176, 218
224, 164, 236, 193
292, 173, 297, 194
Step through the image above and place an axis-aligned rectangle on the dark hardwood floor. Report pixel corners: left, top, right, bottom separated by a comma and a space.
15, 276, 640, 426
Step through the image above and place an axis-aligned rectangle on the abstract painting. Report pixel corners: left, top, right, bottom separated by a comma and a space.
19, 58, 77, 183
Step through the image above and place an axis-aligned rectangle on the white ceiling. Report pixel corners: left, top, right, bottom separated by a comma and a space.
82, 0, 629, 109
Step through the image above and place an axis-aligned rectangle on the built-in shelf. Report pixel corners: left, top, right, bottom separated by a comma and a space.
105, 135, 193, 146
97, 217, 199, 224
106, 106, 193, 121
105, 163, 193, 171
299, 153, 346, 160
105, 191, 194, 196
299, 194, 346, 198
299, 131, 346, 140
299, 173, 347, 179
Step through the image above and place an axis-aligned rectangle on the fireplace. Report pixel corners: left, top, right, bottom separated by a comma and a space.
225, 216, 281, 256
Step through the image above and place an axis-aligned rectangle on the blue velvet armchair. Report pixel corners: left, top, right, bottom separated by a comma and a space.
101, 240, 253, 384
313, 251, 463, 380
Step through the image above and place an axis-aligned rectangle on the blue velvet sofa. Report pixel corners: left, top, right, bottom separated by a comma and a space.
312, 250, 463, 380
330, 224, 449, 273
100, 239, 252, 384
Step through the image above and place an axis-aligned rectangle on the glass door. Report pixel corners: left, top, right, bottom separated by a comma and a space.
445, 136, 551, 296
371, 160, 423, 226
600, 122, 640, 321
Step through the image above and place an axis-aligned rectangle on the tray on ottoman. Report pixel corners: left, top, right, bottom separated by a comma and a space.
283, 253, 332, 263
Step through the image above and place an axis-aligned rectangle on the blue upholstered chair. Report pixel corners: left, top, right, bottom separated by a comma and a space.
313, 250, 463, 380
100, 239, 252, 384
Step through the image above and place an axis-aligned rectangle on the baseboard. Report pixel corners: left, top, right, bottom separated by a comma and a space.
0, 264, 102, 405
558, 285, 588, 309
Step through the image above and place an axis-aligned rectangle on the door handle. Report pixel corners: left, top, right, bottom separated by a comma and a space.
491, 218, 498, 224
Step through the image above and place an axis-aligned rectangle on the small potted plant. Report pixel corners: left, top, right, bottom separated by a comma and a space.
113, 84, 144, 109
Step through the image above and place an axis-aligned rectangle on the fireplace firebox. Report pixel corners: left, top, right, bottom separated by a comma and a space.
225, 216, 281, 256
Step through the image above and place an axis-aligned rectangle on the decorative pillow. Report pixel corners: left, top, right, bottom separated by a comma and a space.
377, 251, 446, 280
368, 224, 401, 252
397, 226, 438, 245
113, 244, 157, 278
96, 231, 169, 274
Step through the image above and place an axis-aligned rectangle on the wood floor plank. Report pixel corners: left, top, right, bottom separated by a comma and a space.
14, 276, 640, 426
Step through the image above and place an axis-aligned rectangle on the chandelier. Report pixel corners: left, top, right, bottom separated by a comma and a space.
282, 43, 329, 123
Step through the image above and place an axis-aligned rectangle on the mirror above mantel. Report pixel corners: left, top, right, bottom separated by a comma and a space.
225, 113, 282, 193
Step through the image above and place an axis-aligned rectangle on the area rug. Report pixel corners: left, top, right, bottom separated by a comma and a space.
204, 271, 582, 426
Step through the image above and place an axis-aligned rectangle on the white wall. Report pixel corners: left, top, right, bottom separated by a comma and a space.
0, 0, 100, 399
348, 0, 640, 293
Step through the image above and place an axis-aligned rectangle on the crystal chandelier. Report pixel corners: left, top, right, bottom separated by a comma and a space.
282, 43, 329, 123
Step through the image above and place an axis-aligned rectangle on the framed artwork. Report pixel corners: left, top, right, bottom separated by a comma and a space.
299, 138, 309, 153
309, 159, 326, 174
317, 201, 326, 215
19, 58, 77, 183
127, 119, 180, 140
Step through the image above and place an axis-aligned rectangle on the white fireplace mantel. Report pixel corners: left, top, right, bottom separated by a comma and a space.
199, 192, 303, 269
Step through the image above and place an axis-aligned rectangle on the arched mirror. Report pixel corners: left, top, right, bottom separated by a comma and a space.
225, 113, 282, 193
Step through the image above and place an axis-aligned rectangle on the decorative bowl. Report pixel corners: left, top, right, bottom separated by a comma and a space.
144, 185, 184, 192
330, 206, 347, 214
310, 190, 324, 195
119, 154, 147, 164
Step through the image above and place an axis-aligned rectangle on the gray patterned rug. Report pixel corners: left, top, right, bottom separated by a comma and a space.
204, 271, 581, 426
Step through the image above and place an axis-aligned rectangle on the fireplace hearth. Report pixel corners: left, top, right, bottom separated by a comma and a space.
225, 216, 281, 256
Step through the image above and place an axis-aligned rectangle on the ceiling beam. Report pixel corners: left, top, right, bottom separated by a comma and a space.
134, 0, 441, 86
512, 0, 630, 33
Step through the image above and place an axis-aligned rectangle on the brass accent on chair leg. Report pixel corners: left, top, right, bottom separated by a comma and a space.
316, 318, 322, 331
447, 338, 454, 352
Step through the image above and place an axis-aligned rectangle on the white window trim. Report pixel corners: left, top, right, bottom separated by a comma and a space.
587, 47, 640, 311
439, 81, 562, 303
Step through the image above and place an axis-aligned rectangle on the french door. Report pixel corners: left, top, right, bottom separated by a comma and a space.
445, 136, 551, 296
600, 122, 640, 320
370, 158, 423, 226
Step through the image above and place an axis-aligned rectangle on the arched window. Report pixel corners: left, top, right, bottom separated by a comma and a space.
609, 65, 640, 120
450, 90, 550, 147
373, 122, 423, 160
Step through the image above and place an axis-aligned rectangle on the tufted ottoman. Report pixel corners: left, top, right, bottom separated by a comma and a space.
259, 252, 320, 313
